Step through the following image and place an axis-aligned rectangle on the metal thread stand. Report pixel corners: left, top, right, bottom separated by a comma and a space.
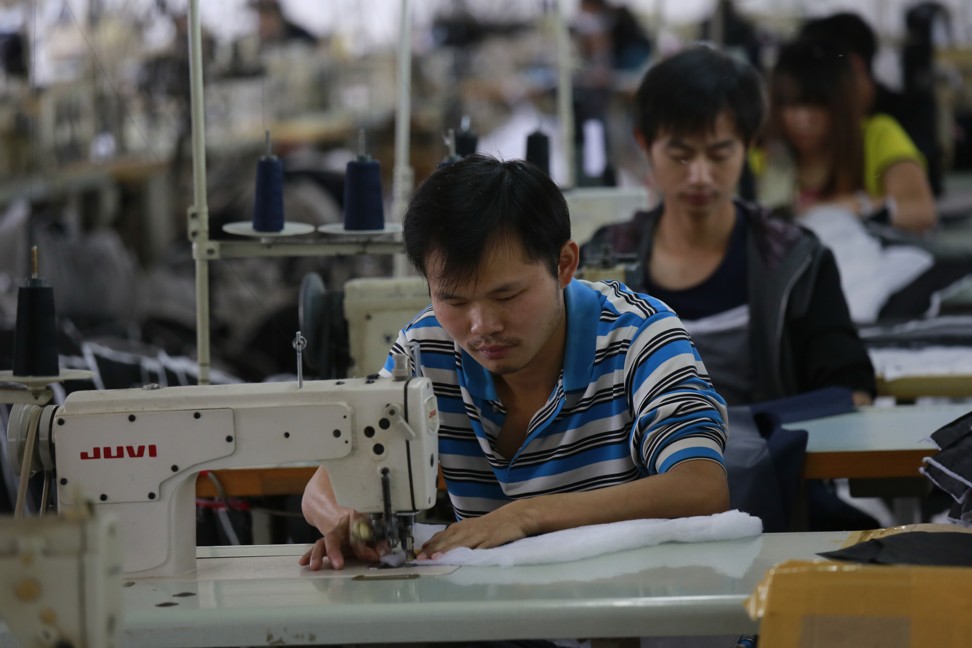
185, 0, 411, 385
185, 0, 576, 383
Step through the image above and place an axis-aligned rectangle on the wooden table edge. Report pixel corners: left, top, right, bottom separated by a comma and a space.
802, 449, 932, 480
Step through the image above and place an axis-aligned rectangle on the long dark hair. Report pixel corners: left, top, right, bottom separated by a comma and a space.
767, 37, 864, 197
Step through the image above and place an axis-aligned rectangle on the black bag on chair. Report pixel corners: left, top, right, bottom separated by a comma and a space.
725, 406, 808, 532
726, 387, 877, 532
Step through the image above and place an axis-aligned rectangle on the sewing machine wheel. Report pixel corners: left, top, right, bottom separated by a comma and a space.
297, 272, 344, 380
299, 272, 327, 373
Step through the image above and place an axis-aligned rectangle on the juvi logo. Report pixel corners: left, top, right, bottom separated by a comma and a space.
80, 445, 158, 460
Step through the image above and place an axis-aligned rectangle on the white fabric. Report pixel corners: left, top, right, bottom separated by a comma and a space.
682, 303, 750, 335
413, 509, 762, 567
869, 345, 972, 381
436, 533, 764, 585
799, 206, 934, 323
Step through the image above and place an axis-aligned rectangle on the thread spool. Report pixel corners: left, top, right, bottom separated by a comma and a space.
526, 129, 550, 176
252, 133, 285, 232
13, 246, 59, 377
343, 157, 385, 230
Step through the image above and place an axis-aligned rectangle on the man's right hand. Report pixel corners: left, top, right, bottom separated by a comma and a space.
298, 512, 386, 570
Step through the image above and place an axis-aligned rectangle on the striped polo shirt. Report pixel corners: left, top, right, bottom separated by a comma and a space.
380, 279, 728, 520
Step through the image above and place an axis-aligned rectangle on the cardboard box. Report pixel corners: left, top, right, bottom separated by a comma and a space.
747, 526, 972, 647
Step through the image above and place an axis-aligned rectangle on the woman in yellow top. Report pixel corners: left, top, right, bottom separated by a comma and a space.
755, 37, 936, 233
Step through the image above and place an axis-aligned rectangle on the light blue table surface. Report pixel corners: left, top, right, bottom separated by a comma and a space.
0, 532, 851, 648
795, 403, 969, 453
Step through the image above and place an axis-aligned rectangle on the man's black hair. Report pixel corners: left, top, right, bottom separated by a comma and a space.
403, 154, 571, 288
633, 45, 764, 147
797, 12, 877, 74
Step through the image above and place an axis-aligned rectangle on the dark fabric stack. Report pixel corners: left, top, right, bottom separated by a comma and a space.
921, 410, 972, 526
819, 530, 972, 567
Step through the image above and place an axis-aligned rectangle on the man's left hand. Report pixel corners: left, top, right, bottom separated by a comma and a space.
416, 506, 529, 559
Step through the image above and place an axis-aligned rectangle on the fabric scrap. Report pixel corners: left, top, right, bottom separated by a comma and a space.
818, 531, 972, 567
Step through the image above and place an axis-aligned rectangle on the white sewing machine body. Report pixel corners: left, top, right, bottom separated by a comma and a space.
8, 376, 440, 578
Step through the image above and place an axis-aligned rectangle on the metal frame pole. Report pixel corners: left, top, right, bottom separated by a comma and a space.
187, 0, 211, 385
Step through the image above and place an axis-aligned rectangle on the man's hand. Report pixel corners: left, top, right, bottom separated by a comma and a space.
298, 512, 386, 570
416, 505, 530, 559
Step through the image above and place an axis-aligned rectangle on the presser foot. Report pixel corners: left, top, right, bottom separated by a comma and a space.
376, 536, 417, 568
354, 514, 417, 568
377, 549, 410, 568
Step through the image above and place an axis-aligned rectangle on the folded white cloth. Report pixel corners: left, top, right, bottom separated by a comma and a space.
413, 509, 762, 567
799, 206, 934, 323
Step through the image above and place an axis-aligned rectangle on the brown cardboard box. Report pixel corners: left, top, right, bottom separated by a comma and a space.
746, 526, 972, 647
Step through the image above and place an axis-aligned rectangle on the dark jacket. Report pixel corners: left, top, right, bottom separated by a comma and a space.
585, 200, 876, 403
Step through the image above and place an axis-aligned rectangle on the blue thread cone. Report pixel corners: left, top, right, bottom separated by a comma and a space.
252, 155, 285, 232
343, 157, 385, 231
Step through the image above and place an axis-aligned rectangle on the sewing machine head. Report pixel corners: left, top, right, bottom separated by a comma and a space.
7, 375, 440, 577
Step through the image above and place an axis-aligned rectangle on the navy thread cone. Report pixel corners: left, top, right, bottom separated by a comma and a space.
252, 155, 285, 232
343, 158, 385, 231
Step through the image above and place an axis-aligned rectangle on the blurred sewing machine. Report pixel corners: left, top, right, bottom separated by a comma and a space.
6, 375, 440, 577
0, 499, 122, 648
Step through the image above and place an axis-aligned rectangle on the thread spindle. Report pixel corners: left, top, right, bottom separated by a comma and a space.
455, 116, 478, 157
252, 131, 285, 232
343, 129, 385, 231
526, 129, 550, 176
13, 246, 59, 377
438, 129, 460, 168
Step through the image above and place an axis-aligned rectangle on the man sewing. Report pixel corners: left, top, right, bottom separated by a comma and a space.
300, 154, 729, 570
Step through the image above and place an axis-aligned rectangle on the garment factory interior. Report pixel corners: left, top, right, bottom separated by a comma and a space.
3, 1, 972, 647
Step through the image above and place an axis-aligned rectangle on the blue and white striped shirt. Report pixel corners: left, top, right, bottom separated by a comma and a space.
380, 279, 728, 519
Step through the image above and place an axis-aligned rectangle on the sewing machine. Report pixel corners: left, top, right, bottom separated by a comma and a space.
0, 500, 122, 648
342, 276, 432, 377
6, 374, 440, 577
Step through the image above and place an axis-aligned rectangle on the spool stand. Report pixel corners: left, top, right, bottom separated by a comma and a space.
221, 131, 315, 238
186, 0, 412, 384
